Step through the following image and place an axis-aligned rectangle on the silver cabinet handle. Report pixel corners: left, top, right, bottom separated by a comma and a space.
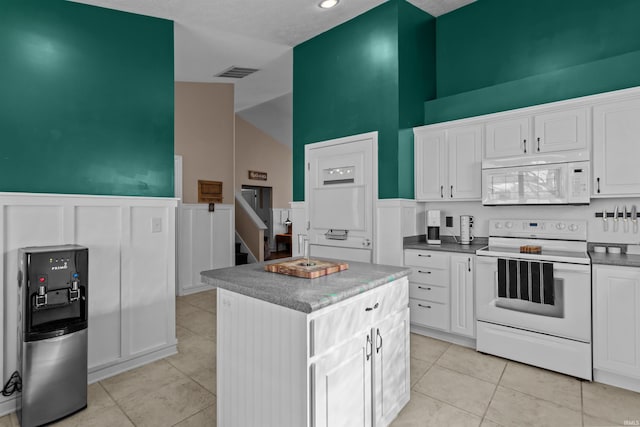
468, 257, 471, 272
450, 185, 453, 198
417, 254, 431, 257
440, 185, 443, 198
537, 137, 541, 152
366, 334, 372, 361
523, 139, 527, 153
417, 270, 431, 274
597, 177, 601, 193
376, 328, 382, 354
418, 303, 432, 309
417, 286, 432, 290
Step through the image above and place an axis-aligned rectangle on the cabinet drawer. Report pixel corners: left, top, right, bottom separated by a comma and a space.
409, 282, 448, 304
409, 298, 449, 331
408, 266, 448, 285
404, 250, 449, 269
310, 277, 409, 357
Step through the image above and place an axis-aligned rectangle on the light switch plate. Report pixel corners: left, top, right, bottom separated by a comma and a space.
151, 217, 162, 233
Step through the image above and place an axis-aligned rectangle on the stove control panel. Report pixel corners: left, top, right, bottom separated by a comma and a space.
489, 219, 587, 240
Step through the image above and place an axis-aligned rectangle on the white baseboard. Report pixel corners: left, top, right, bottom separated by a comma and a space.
410, 324, 476, 349
179, 283, 216, 296
0, 396, 16, 418
89, 344, 178, 384
593, 369, 640, 393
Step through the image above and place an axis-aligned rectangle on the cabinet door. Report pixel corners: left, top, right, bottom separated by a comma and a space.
534, 107, 588, 154
450, 254, 475, 338
484, 117, 530, 159
593, 98, 640, 196
593, 266, 640, 378
373, 308, 410, 427
312, 333, 372, 427
414, 129, 446, 201
448, 125, 482, 200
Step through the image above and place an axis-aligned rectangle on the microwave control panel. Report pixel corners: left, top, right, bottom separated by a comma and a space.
567, 161, 590, 204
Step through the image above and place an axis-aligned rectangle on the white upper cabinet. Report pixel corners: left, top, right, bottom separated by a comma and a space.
448, 125, 483, 200
414, 129, 446, 200
485, 117, 530, 159
535, 107, 588, 154
484, 107, 588, 162
414, 125, 482, 201
593, 97, 640, 197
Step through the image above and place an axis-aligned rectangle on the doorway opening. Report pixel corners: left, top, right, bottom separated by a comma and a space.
241, 185, 273, 259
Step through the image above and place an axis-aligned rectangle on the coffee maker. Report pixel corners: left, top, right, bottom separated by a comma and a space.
426, 210, 441, 244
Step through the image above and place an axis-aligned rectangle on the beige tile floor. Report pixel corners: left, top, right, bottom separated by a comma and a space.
1, 288, 639, 426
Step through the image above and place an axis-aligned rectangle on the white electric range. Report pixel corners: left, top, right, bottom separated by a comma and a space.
475, 219, 592, 380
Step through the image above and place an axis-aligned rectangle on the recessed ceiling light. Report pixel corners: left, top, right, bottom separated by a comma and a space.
319, 0, 339, 9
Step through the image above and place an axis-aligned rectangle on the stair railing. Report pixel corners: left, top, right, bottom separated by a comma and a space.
235, 191, 267, 262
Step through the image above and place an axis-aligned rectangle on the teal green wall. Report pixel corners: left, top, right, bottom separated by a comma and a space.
293, 0, 435, 201
0, 0, 174, 197
427, 0, 640, 123
397, 0, 436, 199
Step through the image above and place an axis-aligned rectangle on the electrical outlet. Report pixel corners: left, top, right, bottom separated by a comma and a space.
446, 216, 453, 227
151, 217, 162, 233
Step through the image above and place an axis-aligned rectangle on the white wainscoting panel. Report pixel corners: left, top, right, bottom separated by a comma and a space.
76, 206, 123, 368
289, 202, 306, 257
376, 199, 417, 267
218, 288, 307, 427
177, 204, 233, 295
0, 193, 177, 416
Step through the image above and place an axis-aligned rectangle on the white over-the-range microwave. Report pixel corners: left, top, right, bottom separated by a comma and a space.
482, 160, 590, 205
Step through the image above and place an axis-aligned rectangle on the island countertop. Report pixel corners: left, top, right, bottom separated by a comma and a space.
201, 258, 411, 314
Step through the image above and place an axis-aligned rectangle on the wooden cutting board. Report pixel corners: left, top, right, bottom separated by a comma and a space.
264, 258, 349, 279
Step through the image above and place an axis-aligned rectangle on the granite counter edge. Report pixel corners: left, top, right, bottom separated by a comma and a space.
201, 269, 411, 314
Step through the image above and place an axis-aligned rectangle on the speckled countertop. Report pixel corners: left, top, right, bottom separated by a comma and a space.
201, 259, 410, 314
588, 243, 640, 267
403, 235, 488, 254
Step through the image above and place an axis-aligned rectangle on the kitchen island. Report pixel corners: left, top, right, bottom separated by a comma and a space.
201, 259, 411, 427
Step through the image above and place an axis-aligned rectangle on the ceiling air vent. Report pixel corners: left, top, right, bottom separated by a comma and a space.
215, 66, 259, 79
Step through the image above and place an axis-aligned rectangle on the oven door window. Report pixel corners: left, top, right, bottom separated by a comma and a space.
495, 258, 564, 318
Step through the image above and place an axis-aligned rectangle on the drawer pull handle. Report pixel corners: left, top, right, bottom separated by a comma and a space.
418, 304, 432, 309
417, 254, 431, 258
418, 270, 431, 274
365, 302, 379, 312
418, 286, 432, 290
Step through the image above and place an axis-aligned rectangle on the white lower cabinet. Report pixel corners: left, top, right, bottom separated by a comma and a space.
217, 277, 410, 427
593, 265, 640, 380
404, 249, 475, 338
313, 308, 410, 427
312, 334, 372, 427
450, 254, 475, 337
